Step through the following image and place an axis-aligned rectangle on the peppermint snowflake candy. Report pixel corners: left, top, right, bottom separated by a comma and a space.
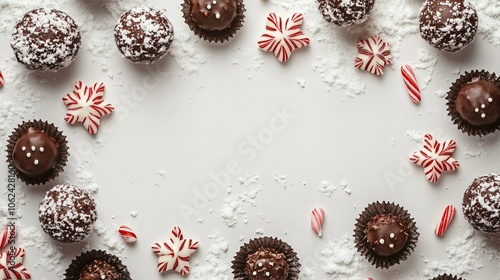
258, 13, 310, 63
151, 226, 199, 276
0, 248, 31, 279
434, 205, 456, 237
410, 134, 459, 183
401, 64, 421, 103
354, 35, 393, 75
0, 70, 4, 87
311, 207, 325, 237
62, 81, 115, 135
118, 225, 137, 243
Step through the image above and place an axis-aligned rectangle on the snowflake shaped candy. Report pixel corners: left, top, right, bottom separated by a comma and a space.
354, 35, 393, 75
62, 81, 115, 135
410, 134, 460, 183
0, 248, 31, 279
258, 13, 310, 63
151, 226, 199, 276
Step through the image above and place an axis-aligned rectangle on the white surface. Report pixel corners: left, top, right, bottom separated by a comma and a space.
1, 0, 500, 279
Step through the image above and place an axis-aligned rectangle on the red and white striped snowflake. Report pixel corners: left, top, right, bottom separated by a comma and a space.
0, 248, 31, 279
258, 12, 310, 63
410, 134, 459, 183
62, 81, 115, 135
354, 35, 393, 75
151, 226, 199, 276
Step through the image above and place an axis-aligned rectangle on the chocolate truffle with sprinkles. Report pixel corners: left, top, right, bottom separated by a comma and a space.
182, 0, 245, 43
64, 250, 132, 280
419, 0, 478, 52
10, 8, 81, 70
317, 0, 375, 27
463, 174, 500, 233
446, 70, 500, 136
39, 184, 97, 243
114, 7, 174, 64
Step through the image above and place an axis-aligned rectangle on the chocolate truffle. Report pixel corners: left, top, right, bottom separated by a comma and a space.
79, 260, 120, 280
446, 70, 500, 136
10, 8, 81, 70
39, 184, 97, 243
232, 237, 300, 280
419, 0, 478, 52
354, 201, 419, 269
182, 0, 245, 43
12, 128, 59, 178
245, 248, 289, 280
317, 0, 375, 27
455, 78, 500, 126
430, 274, 465, 280
64, 250, 132, 280
114, 7, 174, 64
6, 120, 69, 185
463, 174, 500, 233
366, 214, 408, 257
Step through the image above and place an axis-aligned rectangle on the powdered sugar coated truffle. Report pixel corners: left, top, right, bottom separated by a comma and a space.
38, 184, 97, 243
419, 0, 478, 52
462, 174, 500, 233
114, 7, 174, 64
317, 0, 375, 27
10, 8, 81, 71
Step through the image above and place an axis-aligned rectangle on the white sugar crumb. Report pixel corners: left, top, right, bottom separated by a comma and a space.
435, 89, 447, 98
319, 233, 367, 278
220, 188, 261, 227
129, 211, 139, 217
255, 228, 264, 235
300, 266, 316, 279
93, 221, 125, 257
297, 79, 307, 88
157, 170, 167, 177
340, 180, 352, 195
318, 180, 337, 197
239, 174, 261, 187
423, 229, 490, 276
191, 230, 231, 279
406, 130, 424, 143
414, 49, 438, 90
271, 173, 288, 189
197, 217, 204, 224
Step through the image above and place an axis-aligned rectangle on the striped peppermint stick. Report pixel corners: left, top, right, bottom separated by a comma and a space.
0, 226, 14, 249
311, 207, 325, 237
435, 205, 456, 237
118, 225, 137, 243
0, 70, 4, 87
401, 64, 421, 103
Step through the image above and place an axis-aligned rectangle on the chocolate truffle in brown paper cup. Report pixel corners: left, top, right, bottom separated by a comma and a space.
354, 201, 419, 269
232, 236, 300, 280
64, 250, 131, 280
446, 70, 500, 137
430, 274, 465, 280
6, 119, 69, 185
181, 0, 245, 43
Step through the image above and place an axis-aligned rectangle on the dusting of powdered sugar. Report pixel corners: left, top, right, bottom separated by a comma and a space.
413, 49, 438, 91
20, 226, 65, 277
191, 230, 231, 279
318, 233, 367, 278
220, 188, 261, 227
93, 221, 125, 257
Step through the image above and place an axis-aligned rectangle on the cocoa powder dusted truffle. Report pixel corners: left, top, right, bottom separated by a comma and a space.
419, 0, 478, 52
10, 8, 81, 70
114, 7, 174, 64
182, 0, 245, 43
39, 184, 97, 243
462, 174, 500, 233
446, 70, 500, 136
245, 249, 289, 280
317, 0, 375, 27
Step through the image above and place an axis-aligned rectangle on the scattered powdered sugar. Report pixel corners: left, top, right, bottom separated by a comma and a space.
435, 89, 447, 98
406, 130, 424, 143
191, 230, 231, 280
93, 221, 125, 257
413, 49, 438, 91
318, 180, 337, 197
220, 188, 261, 227
319, 233, 367, 278
20, 226, 65, 277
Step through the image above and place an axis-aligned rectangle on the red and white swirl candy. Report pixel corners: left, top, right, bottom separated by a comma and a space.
0, 71, 4, 87
434, 205, 456, 237
401, 64, 421, 103
0, 226, 15, 249
118, 225, 137, 243
311, 207, 325, 237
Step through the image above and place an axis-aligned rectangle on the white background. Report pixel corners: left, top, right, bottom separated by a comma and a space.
1, 0, 500, 279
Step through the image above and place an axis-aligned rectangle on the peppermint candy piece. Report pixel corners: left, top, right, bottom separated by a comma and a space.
354, 35, 393, 75
401, 64, 421, 103
151, 226, 199, 275
0, 226, 15, 250
62, 81, 115, 135
410, 134, 459, 183
118, 225, 137, 243
0, 70, 4, 87
435, 205, 456, 237
258, 12, 310, 63
311, 207, 325, 237
0, 248, 31, 279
